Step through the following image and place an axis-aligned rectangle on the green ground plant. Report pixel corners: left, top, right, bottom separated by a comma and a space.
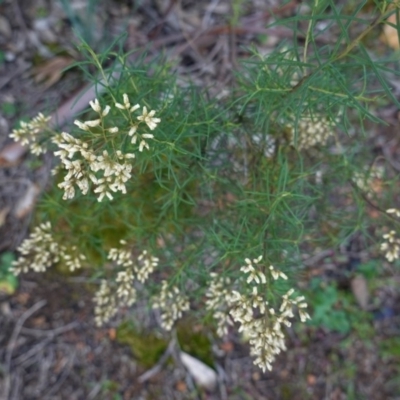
0, 252, 17, 295
8, 0, 400, 372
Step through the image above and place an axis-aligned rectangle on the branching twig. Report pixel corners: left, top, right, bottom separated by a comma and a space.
3, 300, 47, 400
20, 321, 78, 337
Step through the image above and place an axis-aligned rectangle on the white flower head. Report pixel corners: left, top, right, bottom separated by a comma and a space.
84, 119, 101, 128
130, 104, 140, 113
89, 98, 101, 113
74, 120, 89, 131
137, 106, 161, 130
139, 140, 149, 152
387, 208, 400, 217
10, 112, 51, 154
102, 105, 111, 117
115, 93, 130, 110
152, 280, 189, 331
269, 265, 288, 280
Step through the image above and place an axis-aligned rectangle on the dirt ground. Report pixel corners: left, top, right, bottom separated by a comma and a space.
0, 1, 400, 399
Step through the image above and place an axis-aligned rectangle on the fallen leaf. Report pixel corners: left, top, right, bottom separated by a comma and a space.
108, 328, 116, 340
368, 208, 381, 219
0, 207, 10, 227
351, 274, 369, 310
220, 341, 233, 353
381, 13, 400, 50
180, 352, 217, 391
54, 355, 68, 374
32, 56, 74, 89
76, 342, 86, 350
16, 292, 30, 305
175, 381, 187, 392
370, 178, 383, 196
280, 369, 289, 379
0, 142, 27, 166
0, 15, 12, 39
252, 371, 261, 381
0, 301, 11, 316
307, 374, 317, 385
31, 316, 46, 327
14, 182, 40, 219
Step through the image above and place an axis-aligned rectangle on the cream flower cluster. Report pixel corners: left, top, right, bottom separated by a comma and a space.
11, 222, 86, 275
53, 132, 135, 201
93, 280, 118, 326
288, 113, 336, 150
53, 95, 160, 202
93, 241, 159, 326
114, 94, 160, 152
152, 280, 190, 331
380, 208, 400, 262
10, 113, 52, 155
206, 255, 310, 372
352, 165, 384, 198
205, 273, 232, 336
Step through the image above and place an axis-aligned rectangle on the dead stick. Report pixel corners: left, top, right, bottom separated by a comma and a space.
3, 300, 47, 399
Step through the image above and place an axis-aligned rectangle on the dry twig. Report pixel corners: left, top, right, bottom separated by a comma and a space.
3, 299, 47, 399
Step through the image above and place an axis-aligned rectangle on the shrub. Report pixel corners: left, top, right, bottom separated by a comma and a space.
9, 1, 400, 372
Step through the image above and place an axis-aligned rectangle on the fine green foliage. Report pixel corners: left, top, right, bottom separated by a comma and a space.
9, 0, 400, 371
0, 252, 17, 295
117, 321, 168, 368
